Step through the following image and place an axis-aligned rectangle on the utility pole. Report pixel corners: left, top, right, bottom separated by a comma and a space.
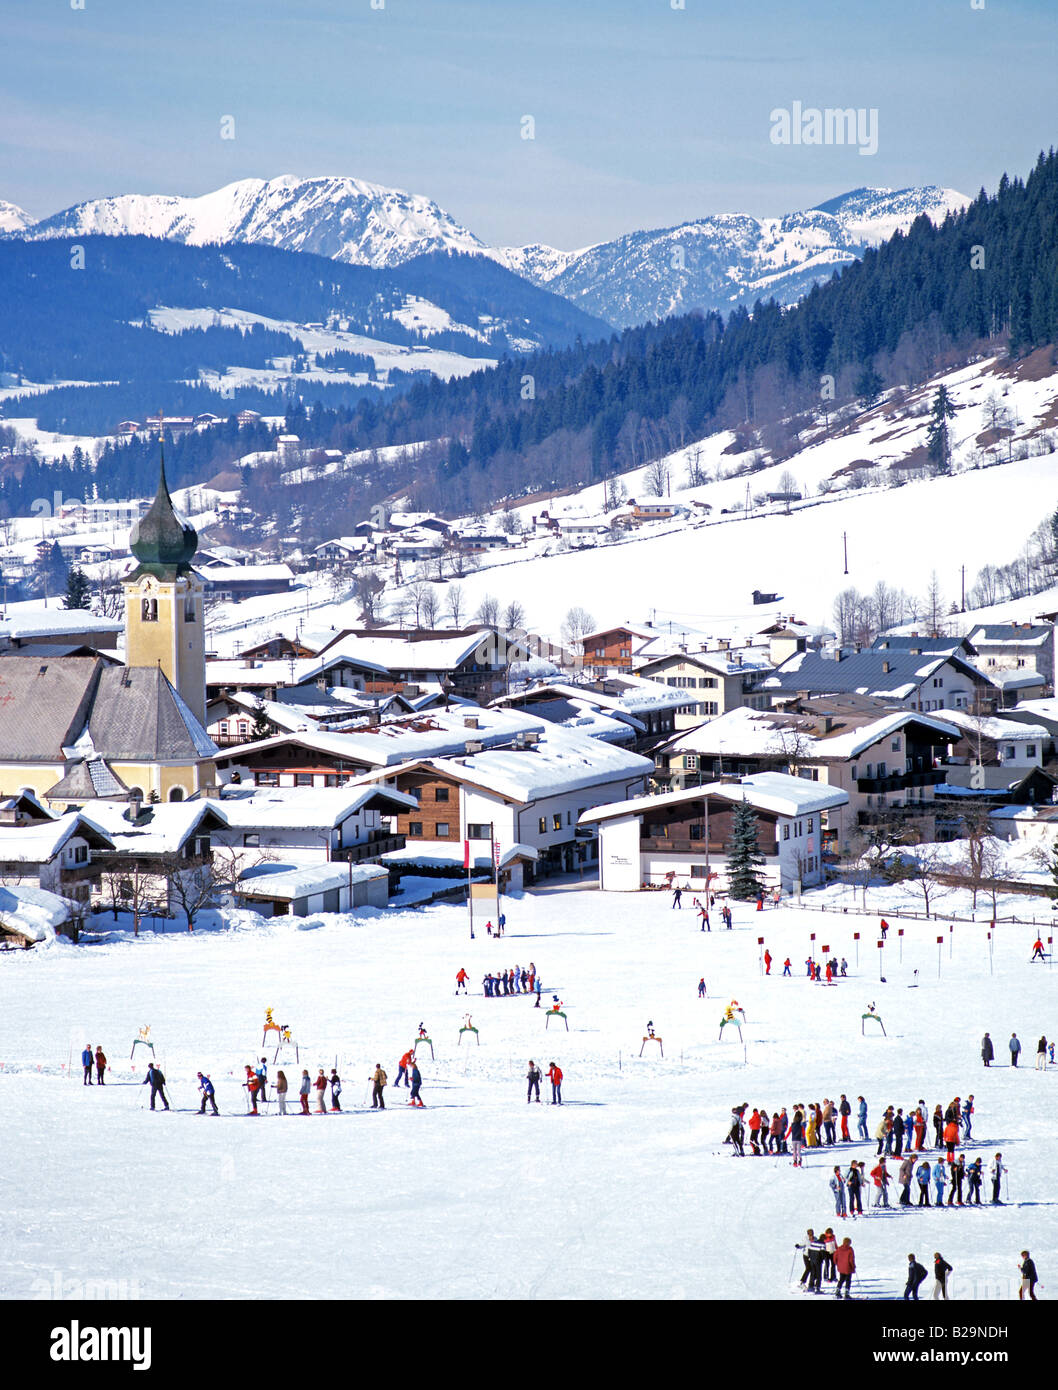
843, 532, 848, 575
961, 565, 966, 612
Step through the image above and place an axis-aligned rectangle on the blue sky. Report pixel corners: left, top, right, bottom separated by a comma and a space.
2, 0, 1056, 247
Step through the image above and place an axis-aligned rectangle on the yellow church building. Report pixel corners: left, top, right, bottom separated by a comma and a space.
0, 461, 218, 805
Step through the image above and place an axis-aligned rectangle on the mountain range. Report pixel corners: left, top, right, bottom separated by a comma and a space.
5, 176, 970, 328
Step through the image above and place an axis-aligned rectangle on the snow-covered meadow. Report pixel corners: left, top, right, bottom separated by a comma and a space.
3, 878, 1054, 1302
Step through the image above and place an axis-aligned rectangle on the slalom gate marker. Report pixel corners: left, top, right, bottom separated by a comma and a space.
458, 1025, 480, 1046
413, 1035, 435, 1060
546, 1009, 568, 1031
861, 1008, 886, 1036
639, 1033, 663, 1057
130, 1024, 155, 1062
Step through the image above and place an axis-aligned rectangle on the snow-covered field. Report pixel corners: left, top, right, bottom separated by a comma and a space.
4, 879, 1054, 1301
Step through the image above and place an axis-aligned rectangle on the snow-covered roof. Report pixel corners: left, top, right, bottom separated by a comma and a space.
80, 800, 222, 856
939, 709, 1049, 742
0, 810, 114, 861
236, 861, 387, 900
213, 707, 549, 769
0, 606, 122, 639
0, 882, 78, 941
213, 784, 417, 828
198, 563, 294, 583
663, 705, 958, 761
758, 648, 989, 699
969, 624, 1051, 646
382, 843, 538, 869
579, 772, 848, 825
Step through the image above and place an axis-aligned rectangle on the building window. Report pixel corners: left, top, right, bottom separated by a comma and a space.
539, 817, 547, 834
782, 824, 790, 840
184, 599, 196, 622
254, 772, 278, 787
467, 823, 491, 839
1004, 745, 1016, 760
408, 821, 423, 837
691, 864, 709, 878
295, 773, 313, 786
436, 822, 451, 837
684, 755, 699, 770
891, 739, 900, 751
552, 813, 562, 831
243, 833, 260, 847
1027, 745, 1037, 757
807, 817, 814, 833
434, 786, 450, 802
141, 597, 158, 622
689, 823, 704, 840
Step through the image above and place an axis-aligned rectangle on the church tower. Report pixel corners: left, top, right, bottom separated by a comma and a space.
123, 454, 206, 726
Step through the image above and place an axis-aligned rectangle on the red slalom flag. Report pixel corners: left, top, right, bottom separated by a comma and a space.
463, 839, 470, 870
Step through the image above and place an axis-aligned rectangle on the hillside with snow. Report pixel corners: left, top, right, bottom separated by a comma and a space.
202, 349, 1058, 657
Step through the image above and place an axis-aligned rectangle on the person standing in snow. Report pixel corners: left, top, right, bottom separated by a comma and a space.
789, 1108, 805, 1167
1031, 936, 1046, 961
916, 1159, 932, 1207
962, 1094, 975, 1140
932, 1159, 946, 1207
782, 957, 791, 976
904, 1255, 928, 1301
329, 1069, 342, 1112
394, 1050, 413, 1089
931, 1253, 953, 1301
275, 1069, 288, 1115
981, 1032, 994, 1067
82, 1044, 94, 1086
299, 1069, 311, 1114
948, 1155, 966, 1207
1019, 1251, 1039, 1301
698, 977, 707, 998
409, 1060, 424, 1107
856, 1096, 868, 1141
870, 1157, 890, 1209
94, 1046, 107, 1086
698, 902, 710, 931
897, 1155, 914, 1206
1037, 1036, 1048, 1070
455, 968, 468, 995
547, 1061, 563, 1105
1009, 1033, 1022, 1067
838, 1094, 851, 1142
990, 1153, 1006, 1205
143, 1062, 168, 1111
314, 1068, 328, 1114
672, 885, 683, 909
370, 1064, 387, 1110
966, 1156, 983, 1205
834, 1238, 856, 1300
830, 1166, 847, 1219
197, 1071, 219, 1115
526, 1059, 542, 1103
763, 949, 771, 974
840, 958, 848, 977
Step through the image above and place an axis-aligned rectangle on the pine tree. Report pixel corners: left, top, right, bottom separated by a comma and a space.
925, 386, 957, 473
726, 797, 767, 900
63, 566, 92, 610
249, 697, 272, 742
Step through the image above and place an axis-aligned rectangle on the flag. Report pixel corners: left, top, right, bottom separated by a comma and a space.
463, 839, 470, 870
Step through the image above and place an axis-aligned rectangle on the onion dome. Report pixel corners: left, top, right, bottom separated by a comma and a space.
129, 455, 197, 576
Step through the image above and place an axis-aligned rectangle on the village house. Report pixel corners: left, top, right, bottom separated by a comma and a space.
657, 700, 959, 851
637, 647, 775, 730
755, 647, 995, 715
966, 623, 1054, 702
579, 771, 849, 893
938, 708, 1050, 791
234, 861, 390, 917
0, 809, 115, 904
358, 722, 654, 878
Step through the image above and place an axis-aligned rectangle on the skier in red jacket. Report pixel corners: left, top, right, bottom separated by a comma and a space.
764, 950, 772, 975
455, 968, 468, 994
547, 1062, 563, 1104
834, 1239, 856, 1299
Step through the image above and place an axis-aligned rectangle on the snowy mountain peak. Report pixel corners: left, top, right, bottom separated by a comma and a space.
21, 175, 488, 269
0, 199, 34, 234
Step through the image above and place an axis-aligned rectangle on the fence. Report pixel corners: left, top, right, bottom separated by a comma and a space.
775, 899, 1058, 929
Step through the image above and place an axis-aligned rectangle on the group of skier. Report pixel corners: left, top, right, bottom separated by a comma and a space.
526, 1059, 564, 1103
480, 962, 540, 998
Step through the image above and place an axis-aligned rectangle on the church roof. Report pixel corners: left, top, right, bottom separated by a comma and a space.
0, 657, 102, 760
128, 457, 198, 577
88, 666, 218, 762
45, 758, 131, 804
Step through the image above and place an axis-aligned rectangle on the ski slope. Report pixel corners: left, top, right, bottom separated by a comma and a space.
2, 879, 1053, 1301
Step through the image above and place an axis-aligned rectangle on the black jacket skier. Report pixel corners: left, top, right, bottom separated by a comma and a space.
903, 1255, 927, 1301
143, 1063, 169, 1111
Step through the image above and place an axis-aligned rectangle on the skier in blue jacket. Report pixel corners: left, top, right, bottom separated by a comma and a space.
856, 1096, 868, 1141
197, 1071, 219, 1114
82, 1045, 94, 1085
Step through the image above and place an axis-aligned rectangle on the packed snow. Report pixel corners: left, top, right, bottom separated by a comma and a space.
2, 876, 1054, 1300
